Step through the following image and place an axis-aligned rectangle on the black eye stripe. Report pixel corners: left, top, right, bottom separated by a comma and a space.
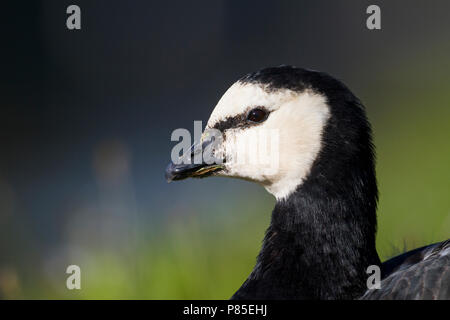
211, 114, 246, 132
212, 107, 269, 132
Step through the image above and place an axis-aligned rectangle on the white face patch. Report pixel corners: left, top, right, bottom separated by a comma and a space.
206, 82, 295, 127
205, 82, 330, 201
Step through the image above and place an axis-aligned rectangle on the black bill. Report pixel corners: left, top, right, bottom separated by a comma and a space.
165, 136, 223, 182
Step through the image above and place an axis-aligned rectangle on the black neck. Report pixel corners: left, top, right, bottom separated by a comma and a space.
232, 188, 380, 300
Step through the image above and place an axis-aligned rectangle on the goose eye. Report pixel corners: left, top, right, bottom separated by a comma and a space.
247, 108, 267, 123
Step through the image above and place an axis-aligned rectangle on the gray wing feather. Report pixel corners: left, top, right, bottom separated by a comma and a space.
361, 240, 450, 300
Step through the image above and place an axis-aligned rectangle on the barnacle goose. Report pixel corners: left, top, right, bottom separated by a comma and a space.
165, 66, 450, 300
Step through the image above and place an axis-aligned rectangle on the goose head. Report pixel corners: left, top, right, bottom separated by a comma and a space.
166, 66, 374, 201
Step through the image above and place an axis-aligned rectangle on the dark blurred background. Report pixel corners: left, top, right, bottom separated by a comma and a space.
1, 0, 449, 298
